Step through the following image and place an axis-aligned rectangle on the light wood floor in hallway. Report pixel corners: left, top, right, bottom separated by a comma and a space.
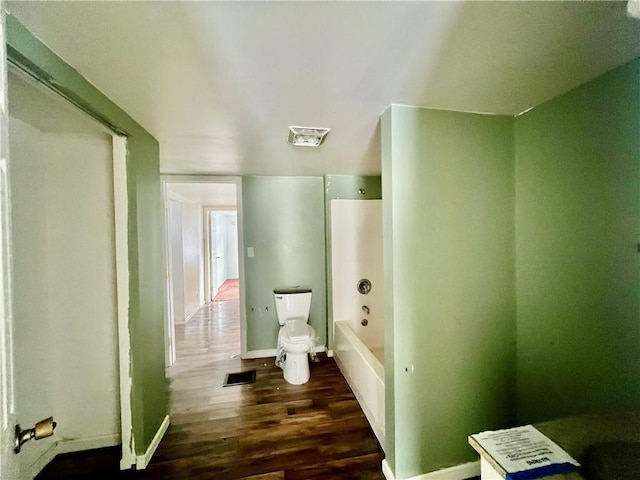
37, 300, 385, 479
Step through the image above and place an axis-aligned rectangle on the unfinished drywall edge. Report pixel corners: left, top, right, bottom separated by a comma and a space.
113, 136, 135, 470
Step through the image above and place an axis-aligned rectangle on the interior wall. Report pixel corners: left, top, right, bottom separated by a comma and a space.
324, 175, 382, 350
382, 105, 516, 478
212, 211, 227, 291
242, 176, 326, 352
515, 58, 640, 423
179, 197, 203, 320
45, 132, 120, 445
225, 214, 239, 279
9, 118, 120, 476
168, 200, 185, 323
331, 199, 384, 350
6, 15, 168, 455
9, 117, 56, 473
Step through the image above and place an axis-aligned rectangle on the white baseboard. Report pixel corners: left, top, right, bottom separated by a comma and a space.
26, 443, 58, 480
57, 433, 120, 454
243, 345, 326, 360
382, 459, 394, 479
244, 348, 277, 359
382, 459, 480, 480
136, 415, 170, 470
26, 433, 121, 479
327, 349, 334, 357
184, 302, 204, 324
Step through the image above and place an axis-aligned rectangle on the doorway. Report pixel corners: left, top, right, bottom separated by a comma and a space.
6, 68, 130, 477
208, 209, 239, 303
162, 177, 246, 366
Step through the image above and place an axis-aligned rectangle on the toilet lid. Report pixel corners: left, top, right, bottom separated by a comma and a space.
285, 319, 313, 342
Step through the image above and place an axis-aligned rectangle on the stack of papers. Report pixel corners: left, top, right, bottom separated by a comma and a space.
471, 425, 580, 479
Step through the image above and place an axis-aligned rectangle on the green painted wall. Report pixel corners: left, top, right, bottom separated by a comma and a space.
6, 16, 167, 455
242, 176, 327, 351
515, 59, 640, 424
382, 105, 516, 478
324, 175, 382, 349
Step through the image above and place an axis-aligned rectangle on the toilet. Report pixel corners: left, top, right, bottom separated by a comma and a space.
274, 288, 316, 385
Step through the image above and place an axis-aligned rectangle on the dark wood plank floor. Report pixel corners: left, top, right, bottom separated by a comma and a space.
37, 300, 385, 479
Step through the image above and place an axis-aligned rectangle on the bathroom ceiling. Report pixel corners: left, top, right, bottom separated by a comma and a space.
7, 1, 640, 176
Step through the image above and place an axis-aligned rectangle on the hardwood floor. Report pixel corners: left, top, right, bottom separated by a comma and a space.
37, 300, 385, 479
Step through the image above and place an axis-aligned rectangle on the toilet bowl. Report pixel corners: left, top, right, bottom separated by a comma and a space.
278, 320, 316, 384
274, 288, 316, 385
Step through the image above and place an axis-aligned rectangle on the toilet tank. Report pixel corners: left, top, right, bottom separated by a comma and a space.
273, 288, 312, 325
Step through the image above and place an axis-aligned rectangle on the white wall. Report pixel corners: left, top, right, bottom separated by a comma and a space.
9, 117, 120, 477
168, 200, 185, 324
45, 133, 120, 445
331, 199, 384, 350
10, 118, 56, 472
170, 194, 203, 321
224, 213, 239, 279
212, 211, 227, 290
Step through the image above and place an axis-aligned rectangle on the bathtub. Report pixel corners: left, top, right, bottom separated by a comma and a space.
333, 320, 385, 451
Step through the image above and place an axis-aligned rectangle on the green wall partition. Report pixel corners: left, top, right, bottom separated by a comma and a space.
381, 114, 396, 471
242, 176, 327, 351
382, 105, 516, 478
324, 175, 382, 350
6, 15, 167, 456
515, 58, 640, 423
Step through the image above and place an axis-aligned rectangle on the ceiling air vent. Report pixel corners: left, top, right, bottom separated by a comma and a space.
287, 126, 330, 147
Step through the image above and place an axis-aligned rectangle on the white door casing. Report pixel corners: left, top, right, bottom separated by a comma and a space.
169, 200, 185, 326
0, 3, 20, 477
161, 175, 247, 360
1, 63, 134, 477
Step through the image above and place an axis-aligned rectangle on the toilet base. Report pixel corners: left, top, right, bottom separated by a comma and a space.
283, 352, 310, 385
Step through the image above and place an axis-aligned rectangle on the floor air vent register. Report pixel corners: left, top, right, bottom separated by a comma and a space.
223, 370, 256, 387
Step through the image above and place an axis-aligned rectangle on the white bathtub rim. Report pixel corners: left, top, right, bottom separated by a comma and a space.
334, 351, 386, 452
334, 320, 384, 382
333, 320, 385, 451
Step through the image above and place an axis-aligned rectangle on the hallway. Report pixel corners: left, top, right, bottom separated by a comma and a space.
37, 301, 384, 479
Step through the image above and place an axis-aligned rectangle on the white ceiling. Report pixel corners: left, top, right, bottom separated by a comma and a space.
7, 1, 640, 176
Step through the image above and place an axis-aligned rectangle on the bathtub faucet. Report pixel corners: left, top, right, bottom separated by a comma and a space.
362, 305, 370, 314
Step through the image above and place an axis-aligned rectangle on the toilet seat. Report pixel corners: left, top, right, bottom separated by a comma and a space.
280, 320, 315, 343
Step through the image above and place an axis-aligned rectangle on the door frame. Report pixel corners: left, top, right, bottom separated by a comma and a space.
1, 59, 134, 474
5, 13, 170, 470
0, 5, 19, 477
112, 137, 135, 469
161, 175, 246, 364
204, 207, 238, 303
